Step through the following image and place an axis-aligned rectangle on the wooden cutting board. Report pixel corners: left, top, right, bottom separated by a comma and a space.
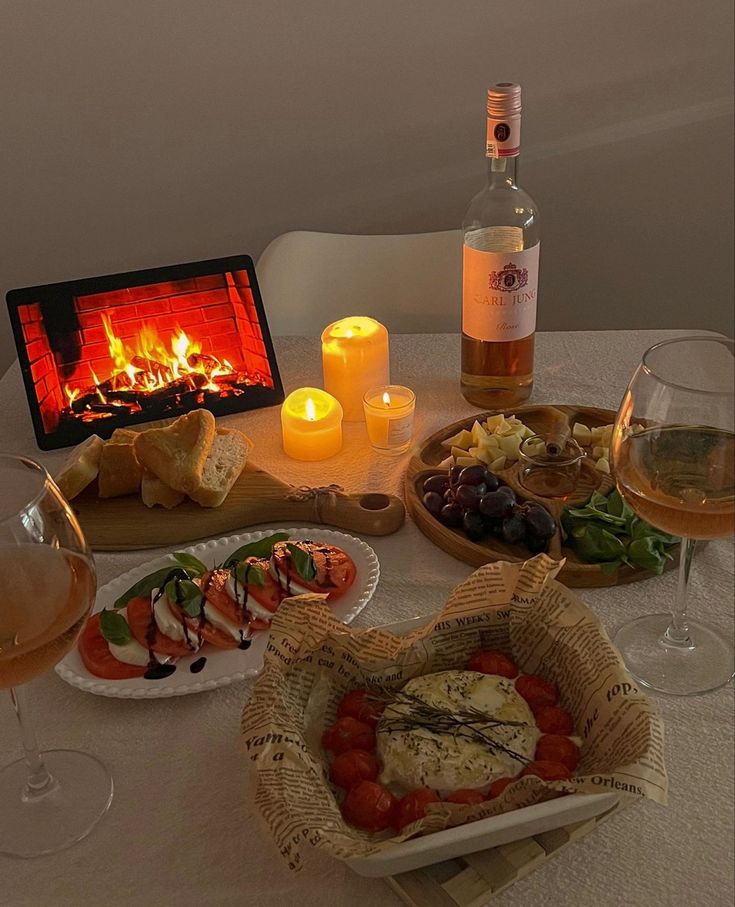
405, 404, 677, 589
73, 460, 405, 550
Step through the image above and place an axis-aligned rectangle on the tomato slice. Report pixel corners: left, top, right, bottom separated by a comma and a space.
126, 595, 197, 657
201, 563, 283, 626
78, 613, 146, 680
271, 541, 356, 600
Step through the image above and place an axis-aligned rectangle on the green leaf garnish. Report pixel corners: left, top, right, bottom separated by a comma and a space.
164, 578, 205, 617
606, 489, 634, 521
627, 537, 667, 575
224, 533, 290, 568
114, 566, 189, 609
235, 561, 267, 587
173, 552, 208, 576
99, 609, 132, 646
286, 542, 317, 582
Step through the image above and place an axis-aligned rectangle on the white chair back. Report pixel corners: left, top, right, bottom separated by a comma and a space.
255, 230, 462, 335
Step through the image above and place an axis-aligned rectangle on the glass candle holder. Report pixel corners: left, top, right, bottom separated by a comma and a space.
321, 317, 390, 422
518, 434, 585, 499
363, 385, 416, 456
281, 387, 343, 461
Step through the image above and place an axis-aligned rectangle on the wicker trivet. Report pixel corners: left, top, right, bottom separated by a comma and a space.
386, 800, 625, 906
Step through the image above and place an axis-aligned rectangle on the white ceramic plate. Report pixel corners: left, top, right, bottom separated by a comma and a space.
345, 616, 619, 878
56, 527, 379, 699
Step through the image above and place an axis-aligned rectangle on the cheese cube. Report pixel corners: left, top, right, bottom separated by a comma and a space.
442, 429, 473, 450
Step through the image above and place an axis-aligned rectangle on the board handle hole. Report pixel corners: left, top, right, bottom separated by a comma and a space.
360, 493, 391, 511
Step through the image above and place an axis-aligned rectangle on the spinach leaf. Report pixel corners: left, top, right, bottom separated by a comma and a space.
99, 609, 132, 646
570, 523, 627, 564
224, 533, 290, 568
627, 537, 667, 575
606, 489, 634, 521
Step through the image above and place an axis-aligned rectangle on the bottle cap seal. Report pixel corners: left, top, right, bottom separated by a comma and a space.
486, 82, 522, 158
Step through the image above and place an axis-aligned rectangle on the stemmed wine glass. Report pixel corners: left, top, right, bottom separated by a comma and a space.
0, 454, 112, 857
610, 336, 735, 695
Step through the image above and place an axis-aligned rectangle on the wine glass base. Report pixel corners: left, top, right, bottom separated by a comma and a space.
0, 749, 113, 858
614, 614, 735, 696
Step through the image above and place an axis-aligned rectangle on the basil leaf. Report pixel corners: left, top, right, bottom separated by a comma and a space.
627, 537, 667, 575
606, 489, 634, 521
628, 517, 679, 546
589, 490, 611, 512
235, 561, 266, 587
224, 533, 290, 567
571, 523, 627, 563
99, 609, 132, 646
114, 566, 189, 609
286, 542, 317, 582
174, 579, 206, 617
173, 552, 208, 576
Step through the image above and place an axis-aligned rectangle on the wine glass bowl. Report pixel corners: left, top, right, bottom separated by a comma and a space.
610, 336, 735, 695
0, 454, 112, 857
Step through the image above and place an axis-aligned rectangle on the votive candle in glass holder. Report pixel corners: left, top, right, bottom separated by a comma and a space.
321, 317, 390, 422
281, 387, 343, 461
363, 385, 416, 456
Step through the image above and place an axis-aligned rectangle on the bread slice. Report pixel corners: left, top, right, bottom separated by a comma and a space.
134, 409, 216, 495
54, 435, 104, 501
111, 427, 137, 443
98, 440, 143, 498
188, 428, 251, 507
141, 470, 185, 509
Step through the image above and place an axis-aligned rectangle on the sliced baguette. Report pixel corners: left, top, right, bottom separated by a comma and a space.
189, 428, 251, 507
54, 435, 105, 501
133, 409, 216, 495
98, 440, 143, 498
141, 470, 185, 509
110, 428, 137, 443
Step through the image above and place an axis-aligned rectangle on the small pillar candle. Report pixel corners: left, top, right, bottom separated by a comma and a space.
281, 387, 343, 461
363, 385, 416, 456
321, 317, 390, 422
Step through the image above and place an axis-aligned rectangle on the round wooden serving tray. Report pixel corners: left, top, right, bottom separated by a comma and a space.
406, 404, 674, 588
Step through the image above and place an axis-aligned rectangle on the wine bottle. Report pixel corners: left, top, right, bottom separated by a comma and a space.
461, 82, 540, 408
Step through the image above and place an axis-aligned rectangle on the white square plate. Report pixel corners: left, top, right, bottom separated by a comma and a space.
344, 616, 619, 878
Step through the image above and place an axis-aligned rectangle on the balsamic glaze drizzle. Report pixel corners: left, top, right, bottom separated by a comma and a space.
190, 656, 207, 673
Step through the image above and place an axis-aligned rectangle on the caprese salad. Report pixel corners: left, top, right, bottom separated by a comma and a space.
78, 534, 357, 681
322, 649, 580, 834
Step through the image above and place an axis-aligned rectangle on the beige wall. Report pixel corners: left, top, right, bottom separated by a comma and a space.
1, 0, 733, 375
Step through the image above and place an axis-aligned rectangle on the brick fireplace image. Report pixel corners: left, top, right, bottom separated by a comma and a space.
8, 256, 283, 449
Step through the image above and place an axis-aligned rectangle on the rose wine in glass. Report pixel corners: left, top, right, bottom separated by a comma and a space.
0, 454, 112, 857
611, 336, 735, 695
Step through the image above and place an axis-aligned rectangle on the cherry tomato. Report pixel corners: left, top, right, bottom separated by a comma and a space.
522, 760, 571, 781
78, 614, 146, 680
467, 649, 518, 678
202, 563, 284, 626
515, 674, 559, 711
329, 750, 379, 789
337, 689, 385, 726
271, 541, 357, 601
395, 789, 441, 831
446, 789, 486, 805
535, 735, 580, 771
126, 596, 195, 657
487, 776, 517, 799
322, 717, 375, 754
534, 705, 574, 735
342, 781, 397, 832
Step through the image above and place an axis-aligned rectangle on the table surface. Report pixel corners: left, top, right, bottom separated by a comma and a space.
1, 331, 733, 907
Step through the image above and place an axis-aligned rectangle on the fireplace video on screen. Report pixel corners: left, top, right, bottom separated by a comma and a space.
8, 256, 283, 449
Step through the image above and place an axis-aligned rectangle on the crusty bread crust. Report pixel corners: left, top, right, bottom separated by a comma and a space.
54, 435, 105, 501
98, 441, 143, 498
134, 409, 216, 494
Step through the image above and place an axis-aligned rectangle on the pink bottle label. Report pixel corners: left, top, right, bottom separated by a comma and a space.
462, 241, 540, 342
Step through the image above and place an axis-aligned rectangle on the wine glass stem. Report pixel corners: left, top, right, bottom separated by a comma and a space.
663, 537, 697, 648
9, 685, 57, 801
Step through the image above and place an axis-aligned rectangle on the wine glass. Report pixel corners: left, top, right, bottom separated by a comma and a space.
0, 454, 112, 857
610, 336, 735, 695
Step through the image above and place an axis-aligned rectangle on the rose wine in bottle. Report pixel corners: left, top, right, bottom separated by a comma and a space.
461, 82, 540, 408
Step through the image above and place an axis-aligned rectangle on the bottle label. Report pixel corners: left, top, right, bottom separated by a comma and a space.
462, 239, 540, 342
486, 113, 521, 157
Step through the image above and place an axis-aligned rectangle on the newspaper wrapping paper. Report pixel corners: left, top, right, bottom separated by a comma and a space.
240, 554, 667, 871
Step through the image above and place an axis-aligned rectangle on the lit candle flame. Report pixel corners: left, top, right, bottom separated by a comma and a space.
345, 329, 353, 339
305, 397, 316, 421
382, 391, 391, 407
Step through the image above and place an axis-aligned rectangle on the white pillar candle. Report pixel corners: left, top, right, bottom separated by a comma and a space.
321, 317, 390, 422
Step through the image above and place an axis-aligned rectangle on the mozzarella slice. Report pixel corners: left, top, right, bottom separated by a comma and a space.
151, 590, 200, 650
269, 557, 313, 597
223, 572, 275, 621
202, 601, 252, 642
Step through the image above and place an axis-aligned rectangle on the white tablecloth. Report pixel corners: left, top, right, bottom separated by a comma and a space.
2, 331, 733, 907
